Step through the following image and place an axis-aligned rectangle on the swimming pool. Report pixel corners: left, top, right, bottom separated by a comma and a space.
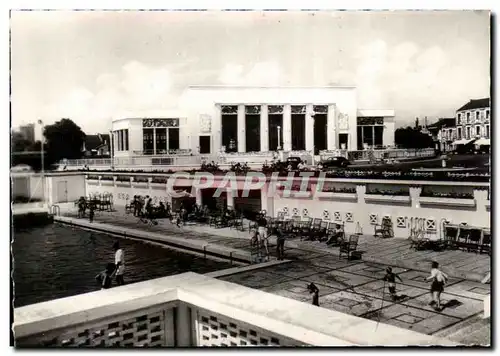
12, 223, 233, 307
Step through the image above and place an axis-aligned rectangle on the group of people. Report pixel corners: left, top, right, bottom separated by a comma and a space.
130, 195, 169, 220
95, 241, 125, 290
306, 262, 449, 311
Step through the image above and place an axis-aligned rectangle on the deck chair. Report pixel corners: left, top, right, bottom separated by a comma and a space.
339, 235, 359, 260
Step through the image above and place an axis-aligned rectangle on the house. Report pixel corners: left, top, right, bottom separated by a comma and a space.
453, 98, 490, 152
426, 118, 456, 152
82, 134, 110, 157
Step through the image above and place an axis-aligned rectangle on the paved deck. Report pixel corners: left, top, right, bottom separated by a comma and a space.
218, 261, 490, 344
61, 209, 490, 282
58, 210, 490, 345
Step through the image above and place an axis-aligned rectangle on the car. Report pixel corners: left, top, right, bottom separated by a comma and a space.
285, 156, 303, 170
317, 156, 350, 169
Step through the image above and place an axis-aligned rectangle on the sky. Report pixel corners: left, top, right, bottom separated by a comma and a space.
10, 10, 490, 136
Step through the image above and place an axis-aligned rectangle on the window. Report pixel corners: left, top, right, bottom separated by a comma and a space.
476, 126, 481, 136
486, 125, 490, 138
466, 112, 471, 124
466, 126, 471, 139
486, 110, 490, 120
457, 113, 461, 124
476, 111, 480, 121
457, 127, 462, 140
124, 129, 129, 151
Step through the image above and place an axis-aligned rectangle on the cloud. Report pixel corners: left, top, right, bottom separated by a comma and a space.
44, 61, 178, 132
218, 61, 284, 86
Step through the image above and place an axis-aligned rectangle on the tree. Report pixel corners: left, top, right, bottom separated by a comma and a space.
43, 118, 86, 164
395, 126, 434, 149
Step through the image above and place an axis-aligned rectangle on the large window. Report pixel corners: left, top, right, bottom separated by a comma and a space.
356, 117, 384, 149
466, 126, 471, 140
143, 128, 154, 154
221, 105, 238, 152
268, 105, 283, 151
155, 128, 167, 154
291, 106, 306, 151
476, 126, 481, 137
245, 105, 260, 152
141, 118, 180, 154
457, 127, 462, 140
113, 129, 129, 152
168, 128, 180, 151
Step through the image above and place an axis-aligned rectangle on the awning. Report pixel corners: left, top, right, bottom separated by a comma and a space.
452, 139, 473, 145
475, 138, 490, 146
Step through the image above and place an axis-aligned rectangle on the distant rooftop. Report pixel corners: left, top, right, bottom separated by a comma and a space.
457, 98, 490, 112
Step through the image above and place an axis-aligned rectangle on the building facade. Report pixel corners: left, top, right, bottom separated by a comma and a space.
111, 86, 395, 157
426, 118, 456, 152
19, 123, 35, 144
453, 98, 490, 149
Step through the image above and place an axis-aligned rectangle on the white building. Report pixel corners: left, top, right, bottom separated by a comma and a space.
453, 98, 490, 149
111, 86, 395, 157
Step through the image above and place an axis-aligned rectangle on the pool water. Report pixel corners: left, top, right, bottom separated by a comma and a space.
12, 223, 233, 307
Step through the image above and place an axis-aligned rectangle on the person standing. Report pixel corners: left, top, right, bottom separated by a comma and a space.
426, 261, 448, 310
383, 267, 403, 301
276, 226, 286, 260
89, 203, 95, 223
113, 241, 125, 286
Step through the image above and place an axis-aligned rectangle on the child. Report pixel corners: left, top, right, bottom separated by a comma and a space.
95, 263, 115, 290
89, 203, 95, 223
307, 283, 320, 307
426, 261, 448, 310
383, 267, 403, 301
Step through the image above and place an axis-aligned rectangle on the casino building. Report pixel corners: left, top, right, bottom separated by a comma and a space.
111, 86, 395, 157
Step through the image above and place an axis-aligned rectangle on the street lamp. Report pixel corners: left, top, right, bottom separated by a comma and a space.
37, 119, 45, 206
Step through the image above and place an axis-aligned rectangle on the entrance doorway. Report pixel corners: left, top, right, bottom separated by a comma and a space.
57, 181, 68, 203
199, 136, 211, 154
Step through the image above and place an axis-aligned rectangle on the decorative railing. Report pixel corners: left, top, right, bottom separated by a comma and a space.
79, 168, 490, 183
13, 272, 458, 347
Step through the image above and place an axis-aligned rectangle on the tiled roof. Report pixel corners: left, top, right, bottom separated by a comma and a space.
83, 134, 110, 151
427, 118, 455, 132
456, 98, 490, 112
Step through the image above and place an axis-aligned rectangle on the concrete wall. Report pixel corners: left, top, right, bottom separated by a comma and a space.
45, 174, 86, 205
272, 183, 490, 237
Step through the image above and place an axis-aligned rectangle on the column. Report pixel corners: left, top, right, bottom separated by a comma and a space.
153, 128, 157, 155
213, 104, 221, 153
327, 104, 336, 150
283, 104, 292, 151
226, 188, 235, 208
195, 187, 203, 205
305, 104, 314, 152
237, 104, 246, 152
260, 104, 269, 152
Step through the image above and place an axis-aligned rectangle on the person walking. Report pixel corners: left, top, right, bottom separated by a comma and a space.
113, 241, 125, 286
426, 261, 448, 310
